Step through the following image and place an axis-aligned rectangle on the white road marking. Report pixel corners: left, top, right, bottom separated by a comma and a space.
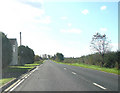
9, 79, 25, 91
72, 72, 76, 75
4, 80, 21, 92
4, 66, 41, 92
93, 83, 106, 90
64, 68, 67, 70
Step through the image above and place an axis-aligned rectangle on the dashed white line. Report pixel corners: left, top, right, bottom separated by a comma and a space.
64, 68, 67, 70
93, 83, 106, 90
72, 72, 76, 75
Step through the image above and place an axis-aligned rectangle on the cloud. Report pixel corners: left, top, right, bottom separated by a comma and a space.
60, 28, 82, 34
34, 16, 51, 24
100, 28, 107, 32
0, 0, 51, 45
60, 16, 68, 20
20, 0, 44, 4
19, 0, 44, 9
68, 23, 72, 27
81, 9, 89, 15
41, 16, 51, 24
27, 0, 43, 3
100, 6, 107, 10
0, 0, 51, 26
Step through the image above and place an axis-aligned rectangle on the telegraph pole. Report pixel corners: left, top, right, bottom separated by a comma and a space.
20, 32, 22, 46
19, 32, 22, 65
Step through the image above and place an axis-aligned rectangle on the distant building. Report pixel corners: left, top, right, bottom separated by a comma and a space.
9, 38, 18, 65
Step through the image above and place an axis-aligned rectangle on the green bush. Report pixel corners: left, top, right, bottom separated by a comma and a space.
18, 45, 35, 65
34, 55, 40, 61
63, 51, 119, 69
55, 53, 64, 62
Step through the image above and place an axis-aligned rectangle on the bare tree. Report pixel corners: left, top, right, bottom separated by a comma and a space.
90, 32, 111, 67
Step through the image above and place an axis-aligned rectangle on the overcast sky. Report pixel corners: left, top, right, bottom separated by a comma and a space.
0, 0, 118, 57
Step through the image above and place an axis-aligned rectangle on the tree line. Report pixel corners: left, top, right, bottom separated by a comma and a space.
62, 33, 120, 69
63, 51, 119, 69
34, 53, 64, 62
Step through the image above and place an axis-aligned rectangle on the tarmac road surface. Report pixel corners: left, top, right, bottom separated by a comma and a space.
11, 60, 118, 91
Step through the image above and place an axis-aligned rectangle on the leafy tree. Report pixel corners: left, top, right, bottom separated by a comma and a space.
51, 54, 56, 60
18, 45, 35, 65
34, 55, 40, 61
47, 55, 51, 59
55, 53, 64, 62
104, 52, 116, 68
1, 32, 12, 68
116, 51, 120, 69
42, 54, 47, 60
90, 33, 111, 67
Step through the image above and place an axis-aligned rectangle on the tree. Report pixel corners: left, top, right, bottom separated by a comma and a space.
42, 54, 47, 60
55, 53, 64, 62
47, 55, 51, 59
90, 33, 111, 67
1, 32, 13, 68
34, 55, 40, 61
116, 51, 120, 69
51, 54, 56, 60
104, 51, 116, 68
18, 45, 35, 65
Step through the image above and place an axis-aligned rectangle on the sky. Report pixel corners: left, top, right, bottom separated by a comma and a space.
0, 0, 119, 57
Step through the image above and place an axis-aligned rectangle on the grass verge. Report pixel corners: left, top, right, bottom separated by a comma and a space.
1, 61, 43, 87
53, 61, 120, 75
0, 78, 15, 87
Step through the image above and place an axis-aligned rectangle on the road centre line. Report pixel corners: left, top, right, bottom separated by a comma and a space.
72, 72, 77, 75
93, 83, 106, 90
64, 68, 67, 70
63, 66, 107, 90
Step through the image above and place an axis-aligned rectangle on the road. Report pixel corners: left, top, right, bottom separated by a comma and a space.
11, 60, 118, 91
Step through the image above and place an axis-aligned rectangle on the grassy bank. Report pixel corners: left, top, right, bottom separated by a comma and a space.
54, 61, 120, 75
0, 61, 43, 87
0, 78, 15, 87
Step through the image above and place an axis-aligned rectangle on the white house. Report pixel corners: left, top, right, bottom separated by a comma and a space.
9, 38, 18, 65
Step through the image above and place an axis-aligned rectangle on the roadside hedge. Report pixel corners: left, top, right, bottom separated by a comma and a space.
63, 51, 120, 69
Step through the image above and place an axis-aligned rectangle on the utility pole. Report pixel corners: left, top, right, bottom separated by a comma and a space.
20, 32, 22, 46
19, 32, 22, 65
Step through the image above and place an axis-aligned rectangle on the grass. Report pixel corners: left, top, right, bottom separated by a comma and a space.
0, 78, 15, 87
1, 61, 43, 87
7, 61, 43, 72
54, 61, 120, 75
